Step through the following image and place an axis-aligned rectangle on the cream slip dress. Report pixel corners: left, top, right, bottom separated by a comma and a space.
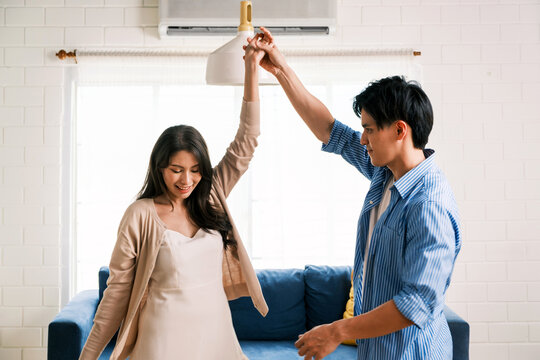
130, 228, 247, 360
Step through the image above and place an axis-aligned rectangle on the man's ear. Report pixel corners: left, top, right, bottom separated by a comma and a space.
395, 120, 407, 141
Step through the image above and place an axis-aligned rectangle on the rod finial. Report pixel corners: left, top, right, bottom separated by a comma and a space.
56, 49, 78, 63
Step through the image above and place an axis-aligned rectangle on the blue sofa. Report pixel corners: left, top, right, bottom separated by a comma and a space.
48, 265, 469, 359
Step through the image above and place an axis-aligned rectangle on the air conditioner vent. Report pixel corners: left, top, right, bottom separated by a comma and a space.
159, 0, 336, 38
166, 26, 331, 36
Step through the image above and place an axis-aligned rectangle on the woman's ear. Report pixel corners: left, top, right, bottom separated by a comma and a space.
395, 120, 407, 141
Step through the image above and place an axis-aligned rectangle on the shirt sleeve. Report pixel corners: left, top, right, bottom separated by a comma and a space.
393, 200, 458, 329
321, 119, 375, 180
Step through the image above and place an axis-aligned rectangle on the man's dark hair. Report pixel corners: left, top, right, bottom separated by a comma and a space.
353, 76, 433, 149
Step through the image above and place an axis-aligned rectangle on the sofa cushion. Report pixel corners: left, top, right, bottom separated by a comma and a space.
230, 268, 306, 340
239, 340, 357, 359
304, 265, 352, 330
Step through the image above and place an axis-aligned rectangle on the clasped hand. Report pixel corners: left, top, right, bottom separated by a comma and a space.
243, 27, 286, 77
243, 32, 267, 66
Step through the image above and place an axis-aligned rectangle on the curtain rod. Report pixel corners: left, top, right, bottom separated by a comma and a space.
56, 48, 421, 63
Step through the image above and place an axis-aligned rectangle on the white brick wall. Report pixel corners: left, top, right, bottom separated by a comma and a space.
104, 26, 144, 45
0, 0, 539, 359
124, 7, 157, 26
489, 323, 529, 342
0, 107, 24, 126
45, 8, 85, 26
85, 7, 123, 26
5, 8, 44, 26
4, 48, 44, 66
65, 27, 104, 46
0, 27, 24, 45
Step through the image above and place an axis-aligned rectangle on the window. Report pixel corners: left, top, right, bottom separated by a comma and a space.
72, 56, 420, 293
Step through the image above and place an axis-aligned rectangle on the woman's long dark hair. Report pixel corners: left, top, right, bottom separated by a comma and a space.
138, 125, 235, 249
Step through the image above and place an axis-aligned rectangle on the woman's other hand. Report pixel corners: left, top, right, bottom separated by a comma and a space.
243, 32, 266, 69
242, 32, 264, 101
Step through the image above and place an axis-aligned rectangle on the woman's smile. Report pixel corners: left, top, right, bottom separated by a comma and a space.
176, 184, 192, 194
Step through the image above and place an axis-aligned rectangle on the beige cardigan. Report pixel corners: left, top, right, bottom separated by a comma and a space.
79, 100, 268, 360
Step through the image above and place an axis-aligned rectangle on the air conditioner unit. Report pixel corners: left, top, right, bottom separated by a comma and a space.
158, 0, 337, 38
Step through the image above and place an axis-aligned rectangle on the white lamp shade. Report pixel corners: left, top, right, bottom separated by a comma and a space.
206, 30, 278, 86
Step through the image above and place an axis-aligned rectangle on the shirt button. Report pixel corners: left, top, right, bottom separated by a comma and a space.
369, 200, 373, 204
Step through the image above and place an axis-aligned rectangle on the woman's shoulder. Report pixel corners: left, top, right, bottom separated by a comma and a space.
118, 198, 166, 233
122, 198, 154, 219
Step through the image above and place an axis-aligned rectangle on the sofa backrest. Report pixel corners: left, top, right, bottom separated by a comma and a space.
97, 265, 353, 339
304, 265, 352, 330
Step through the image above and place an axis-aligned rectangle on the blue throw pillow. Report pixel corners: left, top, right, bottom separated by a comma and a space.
304, 265, 352, 330
229, 268, 306, 340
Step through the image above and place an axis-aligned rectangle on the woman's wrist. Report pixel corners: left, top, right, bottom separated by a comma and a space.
243, 70, 259, 102
244, 61, 259, 73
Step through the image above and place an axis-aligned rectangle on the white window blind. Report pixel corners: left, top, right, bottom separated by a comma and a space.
72, 53, 420, 293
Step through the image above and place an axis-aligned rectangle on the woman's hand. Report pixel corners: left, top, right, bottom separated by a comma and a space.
243, 32, 267, 69
243, 32, 266, 101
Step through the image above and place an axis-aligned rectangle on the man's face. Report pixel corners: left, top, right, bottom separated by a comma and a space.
359, 110, 398, 167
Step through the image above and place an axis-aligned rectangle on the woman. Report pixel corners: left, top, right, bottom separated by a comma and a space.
79, 34, 269, 360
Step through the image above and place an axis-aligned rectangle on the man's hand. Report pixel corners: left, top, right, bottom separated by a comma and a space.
251, 26, 288, 77
294, 323, 342, 360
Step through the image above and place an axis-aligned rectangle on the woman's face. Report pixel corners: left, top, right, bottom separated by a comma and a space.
161, 150, 202, 202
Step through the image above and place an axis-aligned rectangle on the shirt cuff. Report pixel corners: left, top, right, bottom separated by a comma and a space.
393, 288, 431, 330
321, 119, 352, 154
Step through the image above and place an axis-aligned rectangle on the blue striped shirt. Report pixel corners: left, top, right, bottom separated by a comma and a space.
322, 120, 461, 360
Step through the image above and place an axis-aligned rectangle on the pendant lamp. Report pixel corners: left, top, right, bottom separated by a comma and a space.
206, 1, 278, 86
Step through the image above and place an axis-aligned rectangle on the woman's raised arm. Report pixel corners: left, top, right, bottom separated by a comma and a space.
243, 33, 266, 101
212, 34, 267, 198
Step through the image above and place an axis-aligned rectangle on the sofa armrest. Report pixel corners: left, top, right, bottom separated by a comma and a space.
48, 290, 99, 360
444, 305, 470, 360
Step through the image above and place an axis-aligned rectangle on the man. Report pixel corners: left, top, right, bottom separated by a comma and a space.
252, 28, 462, 359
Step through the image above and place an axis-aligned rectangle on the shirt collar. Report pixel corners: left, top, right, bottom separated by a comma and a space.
392, 149, 436, 199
